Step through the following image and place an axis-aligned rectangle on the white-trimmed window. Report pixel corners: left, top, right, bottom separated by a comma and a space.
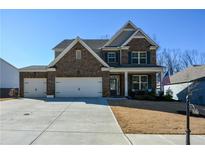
131, 75, 148, 91
107, 52, 116, 63
76, 50, 81, 60
131, 51, 147, 64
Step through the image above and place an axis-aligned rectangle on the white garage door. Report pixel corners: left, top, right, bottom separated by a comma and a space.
55, 77, 102, 97
24, 78, 46, 97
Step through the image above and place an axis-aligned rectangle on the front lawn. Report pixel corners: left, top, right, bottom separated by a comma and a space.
109, 100, 205, 134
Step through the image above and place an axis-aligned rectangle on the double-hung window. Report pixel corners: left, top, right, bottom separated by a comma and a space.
131, 52, 138, 64
131, 75, 148, 91
131, 51, 147, 64
76, 50, 81, 60
107, 52, 116, 63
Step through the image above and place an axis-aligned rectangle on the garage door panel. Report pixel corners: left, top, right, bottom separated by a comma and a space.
24, 78, 47, 97
55, 77, 102, 97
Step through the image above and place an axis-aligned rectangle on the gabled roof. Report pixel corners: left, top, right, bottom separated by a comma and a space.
170, 65, 205, 84
53, 39, 74, 50
20, 65, 48, 70
0, 58, 18, 70
49, 37, 109, 67
102, 20, 158, 48
122, 28, 159, 47
102, 21, 138, 47
53, 39, 108, 55
19, 65, 56, 72
108, 30, 135, 47
123, 21, 138, 29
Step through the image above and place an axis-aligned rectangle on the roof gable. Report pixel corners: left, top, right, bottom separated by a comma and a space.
102, 21, 138, 47
122, 29, 159, 48
108, 30, 135, 47
49, 37, 109, 67
123, 21, 137, 29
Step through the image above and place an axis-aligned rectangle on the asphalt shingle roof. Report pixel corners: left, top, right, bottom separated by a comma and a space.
53, 39, 109, 54
19, 65, 48, 71
108, 30, 136, 47
170, 65, 205, 84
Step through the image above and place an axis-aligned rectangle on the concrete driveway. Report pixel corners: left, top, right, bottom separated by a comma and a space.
0, 98, 129, 145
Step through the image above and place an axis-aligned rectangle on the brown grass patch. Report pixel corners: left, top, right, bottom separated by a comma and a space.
0, 98, 15, 101
109, 100, 205, 134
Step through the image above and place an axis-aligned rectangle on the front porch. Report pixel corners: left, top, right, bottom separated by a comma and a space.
104, 67, 163, 97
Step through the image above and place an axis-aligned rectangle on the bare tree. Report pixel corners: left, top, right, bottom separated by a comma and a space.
181, 50, 205, 69
157, 48, 183, 75
157, 48, 205, 75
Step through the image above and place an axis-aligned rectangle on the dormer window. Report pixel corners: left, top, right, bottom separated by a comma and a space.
131, 51, 147, 64
76, 50, 81, 60
107, 52, 116, 63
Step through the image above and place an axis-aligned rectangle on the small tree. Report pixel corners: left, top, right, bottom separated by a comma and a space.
165, 88, 173, 100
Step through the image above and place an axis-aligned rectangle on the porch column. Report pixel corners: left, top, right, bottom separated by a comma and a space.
124, 71, 128, 97
160, 71, 164, 91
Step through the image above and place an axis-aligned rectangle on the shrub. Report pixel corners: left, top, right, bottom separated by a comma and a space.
133, 90, 157, 101
135, 94, 156, 100
164, 88, 173, 100
8, 89, 18, 98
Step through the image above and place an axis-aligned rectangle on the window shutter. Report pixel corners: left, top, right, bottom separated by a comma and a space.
148, 75, 152, 90
128, 52, 131, 64
104, 52, 108, 62
147, 51, 151, 64
116, 52, 120, 63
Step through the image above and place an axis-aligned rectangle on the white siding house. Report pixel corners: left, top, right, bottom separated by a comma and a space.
0, 58, 19, 97
164, 82, 193, 100
164, 65, 205, 105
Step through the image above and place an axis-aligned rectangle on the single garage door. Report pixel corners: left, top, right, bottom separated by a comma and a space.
24, 78, 47, 97
55, 77, 102, 97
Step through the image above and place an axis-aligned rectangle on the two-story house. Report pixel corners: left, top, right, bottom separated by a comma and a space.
19, 21, 163, 98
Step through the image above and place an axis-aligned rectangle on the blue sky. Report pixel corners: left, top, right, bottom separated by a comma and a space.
1, 10, 205, 68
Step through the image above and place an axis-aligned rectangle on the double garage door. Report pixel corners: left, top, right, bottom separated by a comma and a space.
24, 77, 102, 97
55, 77, 102, 97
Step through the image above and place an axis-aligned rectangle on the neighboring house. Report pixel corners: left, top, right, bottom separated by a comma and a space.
164, 65, 205, 105
0, 58, 19, 98
19, 21, 163, 98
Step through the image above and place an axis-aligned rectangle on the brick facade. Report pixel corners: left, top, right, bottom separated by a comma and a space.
20, 42, 110, 97
20, 23, 159, 98
121, 50, 129, 64
128, 38, 151, 51
150, 49, 156, 64
54, 42, 110, 97
47, 72, 55, 95
101, 38, 156, 65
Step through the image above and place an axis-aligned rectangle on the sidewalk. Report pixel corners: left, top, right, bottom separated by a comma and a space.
125, 134, 205, 145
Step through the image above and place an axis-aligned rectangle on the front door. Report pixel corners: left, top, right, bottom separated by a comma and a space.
110, 75, 120, 96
